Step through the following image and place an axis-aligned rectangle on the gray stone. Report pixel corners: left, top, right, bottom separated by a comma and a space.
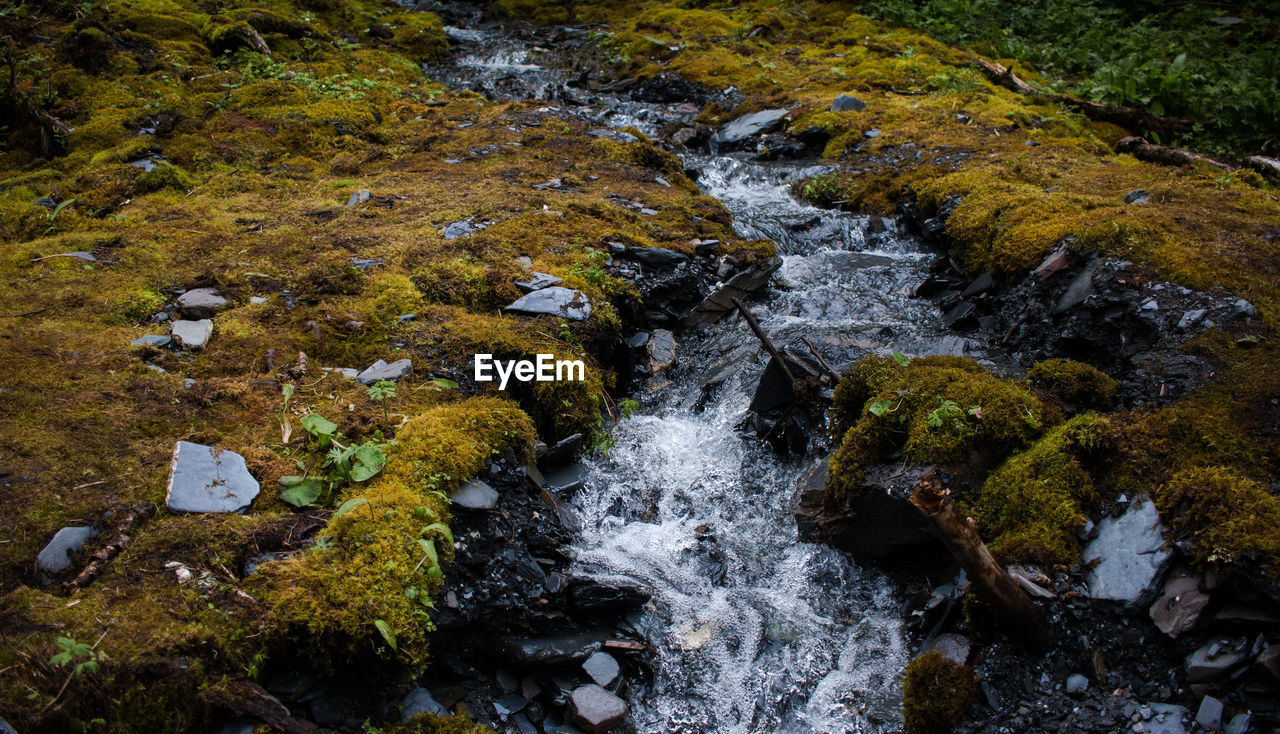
1185, 637, 1249, 683
569, 684, 627, 733
505, 286, 591, 321
356, 358, 412, 385
176, 287, 229, 319
921, 633, 969, 665
1195, 696, 1224, 731
249, 296, 268, 304
712, 108, 789, 146
1145, 704, 1189, 734
654, 176, 671, 188
132, 334, 172, 348
1124, 189, 1151, 204
1065, 674, 1089, 695
646, 329, 677, 375
495, 631, 609, 665
166, 441, 260, 513
443, 219, 477, 239
626, 247, 688, 268
582, 651, 620, 687
451, 479, 499, 510
864, 128, 880, 138
400, 687, 446, 721
830, 94, 866, 112
1177, 309, 1207, 329
961, 272, 994, 299
323, 367, 359, 380
171, 319, 213, 350
1149, 574, 1209, 638
1083, 496, 1171, 607
545, 463, 588, 493
686, 255, 783, 325
515, 271, 564, 293
588, 129, 639, 144
36, 526, 95, 577
494, 695, 528, 717
1224, 712, 1252, 734
1054, 258, 1100, 313
346, 189, 371, 206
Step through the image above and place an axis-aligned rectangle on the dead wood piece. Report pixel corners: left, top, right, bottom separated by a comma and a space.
731, 296, 796, 385
1117, 136, 1232, 171
203, 679, 322, 734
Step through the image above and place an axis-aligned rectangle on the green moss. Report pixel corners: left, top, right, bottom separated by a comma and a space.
389, 713, 495, 733
387, 12, 448, 60
901, 650, 978, 734
976, 414, 1112, 565
134, 163, 195, 194
1154, 466, 1280, 583
828, 355, 1049, 499
1026, 358, 1118, 412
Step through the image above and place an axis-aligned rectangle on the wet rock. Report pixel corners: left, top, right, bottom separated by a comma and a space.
1185, 637, 1249, 683
685, 255, 782, 326
400, 687, 446, 720
36, 526, 95, 577
1065, 674, 1089, 695
1176, 309, 1207, 329
588, 129, 638, 144
1083, 496, 1171, 607
1149, 574, 1209, 638
356, 358, 413, 385
1195, 696, 1223, 731
568, 577, 650, 617
582, 651, 620, 687
942, 300, 978, 329
569, 684, 627, 733
346, 189, 371, 206
494, 695, 528, 717
646, 329, 677, 375
711, 108, 788, 149
1258, 644, 1280, 680
451, 480, 499, 510
514, 271, 564, 293
132, 334, 172, 348
545, 463, 588, 493
494, 630, 610, 665
1124, 189, 1151, 204
505, 286, 591, 321
1224, 712, 1253, 734
830, 93, 866, 112
176, 288, 229, 319
541, 434, 584, 469
1033, 245, 1071, 279
922, 633, 969, 665
961, 272, 994, 298
171, 319, 213, 350
166, 441, 260, 513
625, 246, 688, 269
793, 460, 941, 560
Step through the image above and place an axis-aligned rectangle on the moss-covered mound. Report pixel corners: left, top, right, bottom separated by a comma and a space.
1026, 358, 1118, 412
828, 355, 1050, 498
901, 650, 978, 734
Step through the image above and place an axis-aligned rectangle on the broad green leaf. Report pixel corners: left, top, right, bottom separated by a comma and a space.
349, 443, 386, 482
333, 497, 368, 518
422, 522, 454, 547
280, 476, 323, 507
300, 413, 338, 438
868, 399, 893, 416
430, 378, 459, 389
373, 619, 397, 651
892, 351, 909, 367
418, 538, 439, 567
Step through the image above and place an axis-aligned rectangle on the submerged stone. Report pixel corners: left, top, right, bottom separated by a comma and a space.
36, 526, 95, 578
569, 684, 627, 733
171, 319, 213, 350
1083, 496, 1171, 607
505, 286, 591, 321
166, 441, 260, 513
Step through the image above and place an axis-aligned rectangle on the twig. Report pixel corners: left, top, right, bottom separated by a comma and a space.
800, 337, 841, 382
731, 297, 795, 386
0, 306, 55, 318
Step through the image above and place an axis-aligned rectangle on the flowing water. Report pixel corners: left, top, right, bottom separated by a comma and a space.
433, 26, 987, 733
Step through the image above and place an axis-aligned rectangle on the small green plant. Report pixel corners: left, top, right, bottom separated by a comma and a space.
366, 379, 396, 427
279, 412, 390, 508
48, 636, 108, 678
571, 247, 611, 288
43, 198, 75, 235
926, 398, 966, 431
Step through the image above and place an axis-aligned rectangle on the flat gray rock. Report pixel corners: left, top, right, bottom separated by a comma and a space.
588, 129, 639, 144
1149, 574, 1209, 638
171, 319, 213, 350
1195, 696, 1224, 731
132, 334, 172, 348
36, 526, 95, 577
582, 651, 620, 687
505, 286, 591, 321
1185, 637, 1249, 683
569, 684, 627, 733
626, 247, 688, 268
545, 463, 588, 493
451, 479, 499, 510
400, 687, 446, 721
1145, 704, 1190, 734
830, 94, 866, 112
166, 441, 260, 513
1083, 496, 1171, 607
713, 108, 788, 146
443, 219, 477, 239
356, 358, 412, 385
346, 189, 371, 206
176, 288, 229, 319
515, 271, 563, 293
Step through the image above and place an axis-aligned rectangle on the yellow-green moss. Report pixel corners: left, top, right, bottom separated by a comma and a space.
134, 162, 195, 194
388, 713, 495, 734
828, 355, 1049, 499
1154, 466, 1280, 583
1026, 358, 1117, 412
901, 650, 978, 734
976, 414, 1111, 565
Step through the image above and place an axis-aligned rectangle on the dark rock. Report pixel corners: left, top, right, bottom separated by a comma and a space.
1225, 712, 1252, 734
1194, 696, 1223, 731
588, 129, 639, 144
545, 463, 588, 493
505, 287, 591, 321
961, 272, 994, 299
400, 687, 446, 720
942, 300, 978, 329
176, 288, 229, 319
132, 334, 172, 348
1185, 637, 1249, 683
494, 695, 528, 717
494, 631, 610, 665
166, 441, 260, 513
515, 272, 564, 292
582, 651, 620, 687
1149, 574, 1209, 638
36, 526, 95, 578
1065, 674, 1089, 695
626, 332, 649, 349
356, 358, 413, 385
569, 684, 627, 733
1032, 246, 1071, 279
541, 434, 584, 469
1052, 257, 1100, 313
1083, 496, 1171, 607
1123, 189, 1151, 204
793, 460, 941, 560
171, 319, 213, 350
686, 255, 782, 325
625, 247, 688, 269
568, 578, 650, 617
451, 480, 499, 510
830, 94, 866, 112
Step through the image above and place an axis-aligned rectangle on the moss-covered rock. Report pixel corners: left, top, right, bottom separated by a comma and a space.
901, 650, 978, 734
1026, 358, 1118, 411
1154, 466, 1280, 585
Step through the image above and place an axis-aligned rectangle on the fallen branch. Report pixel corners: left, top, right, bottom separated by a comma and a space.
1116, 136, 1232, 172
800, 336, 841, 382
909, 470, 1048, 650
202, 679, 323, 734
63, 503, 153, 593
731, 296, 795, 386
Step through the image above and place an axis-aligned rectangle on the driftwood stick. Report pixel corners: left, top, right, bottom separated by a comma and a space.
203, 679, 322, 734
731, 296, 796, 385
1117, 136, 1232, 172
800, 336, 841, 382
63, 503, 153, 593
909, 470, 1048, 649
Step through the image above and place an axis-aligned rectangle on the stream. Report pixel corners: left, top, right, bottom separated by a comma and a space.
433, 24, 990, 734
